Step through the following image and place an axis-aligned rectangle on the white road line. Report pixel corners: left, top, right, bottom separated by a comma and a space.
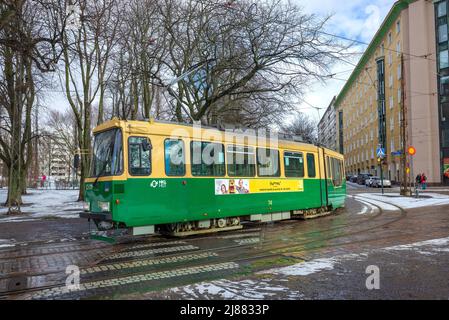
81, 252, 218, 275
30, 262, 240, 299
104, 245, 199, 260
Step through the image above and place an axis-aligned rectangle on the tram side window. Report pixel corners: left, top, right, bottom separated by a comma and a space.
331, 158, 343, 186
165, 139, 186, 176
284, 152, 304, 177
307, 153, 316, 178
227, 145, 256, 177
191, 141, 225, 176
257, 148, 280, 177
128, 137, 151, 176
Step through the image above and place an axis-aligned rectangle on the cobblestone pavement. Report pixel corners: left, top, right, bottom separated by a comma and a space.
0, 190, 448, 300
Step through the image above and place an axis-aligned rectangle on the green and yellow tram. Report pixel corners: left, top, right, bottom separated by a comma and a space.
81, 119, 346, 237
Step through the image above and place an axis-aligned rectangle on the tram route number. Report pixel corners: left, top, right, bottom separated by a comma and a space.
180, 304, 270, 318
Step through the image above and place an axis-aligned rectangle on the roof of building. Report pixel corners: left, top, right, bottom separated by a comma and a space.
318, 96, 336, 126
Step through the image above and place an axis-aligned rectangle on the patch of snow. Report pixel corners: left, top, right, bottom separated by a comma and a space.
356, 193, 449, 211
353, 195, 398, 211
168, 279, 303, 300
258, 258, 337, 276
0, 189, 81, 223
384, 237, 449, 256
0, 239, 15, 249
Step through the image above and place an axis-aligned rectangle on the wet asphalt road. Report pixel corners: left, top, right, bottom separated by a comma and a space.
0, 186, 449, 300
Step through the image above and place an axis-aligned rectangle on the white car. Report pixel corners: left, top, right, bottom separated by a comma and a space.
372, 178, 392, 188
365, 176, 379, 187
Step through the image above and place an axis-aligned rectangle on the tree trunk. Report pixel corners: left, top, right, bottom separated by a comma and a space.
6, 162, 22, 212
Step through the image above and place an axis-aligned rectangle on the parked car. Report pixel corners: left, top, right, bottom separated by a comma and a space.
349, 175, 358, 183
365, 176, 379, 187
372, 177, 392, 188
357, 174, 373, 185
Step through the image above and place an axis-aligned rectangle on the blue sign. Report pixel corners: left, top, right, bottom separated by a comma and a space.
391, 151, 403, 156
377, 147, 386, 158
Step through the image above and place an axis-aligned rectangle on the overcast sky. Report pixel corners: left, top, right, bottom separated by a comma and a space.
298, 0, 396, 122
44, 0, 397, 124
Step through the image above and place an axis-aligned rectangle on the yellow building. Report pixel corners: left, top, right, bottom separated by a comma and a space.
335, 0, 443, 184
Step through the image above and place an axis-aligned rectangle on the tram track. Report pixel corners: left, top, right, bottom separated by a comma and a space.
0, 195, 409, 300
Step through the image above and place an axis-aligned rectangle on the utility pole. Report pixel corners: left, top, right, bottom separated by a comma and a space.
400, 53, 409, 196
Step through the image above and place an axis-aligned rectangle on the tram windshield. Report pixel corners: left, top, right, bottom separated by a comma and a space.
90, 128, 123, 178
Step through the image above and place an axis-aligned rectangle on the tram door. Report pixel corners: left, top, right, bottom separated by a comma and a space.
325, 154, 345, 208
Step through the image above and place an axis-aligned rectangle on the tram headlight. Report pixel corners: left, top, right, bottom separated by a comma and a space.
98, 201, 110, 212
83, 201, 90, 212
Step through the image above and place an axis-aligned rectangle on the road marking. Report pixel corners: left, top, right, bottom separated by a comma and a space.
218, 232, 261, 240
81, 252, 218, 275
30, 262, 240, 299
104, 245, 199, 260
128, 240, 187, 250
234, 238, 260, 245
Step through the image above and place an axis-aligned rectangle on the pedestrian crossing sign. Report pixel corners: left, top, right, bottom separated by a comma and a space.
377, 147, 386, 159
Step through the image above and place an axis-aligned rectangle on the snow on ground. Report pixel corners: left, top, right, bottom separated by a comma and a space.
355, 193, 449, 211
164, 236, 449, 299
168, 278, 303, 300
0, 189, 82, 223
384, 237, 449, 256
260, 237, 449, 277
0, 239, 15, 248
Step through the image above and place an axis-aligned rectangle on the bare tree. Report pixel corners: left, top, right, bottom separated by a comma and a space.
0, 0, 64, 213
155, 0, 347, 125
280, 112, 318, 144
105, 0, 165, 120
60, 0, 119, 200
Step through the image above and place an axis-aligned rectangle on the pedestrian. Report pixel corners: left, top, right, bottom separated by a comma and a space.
415, 174, 422, 189
421, 173, 427, 190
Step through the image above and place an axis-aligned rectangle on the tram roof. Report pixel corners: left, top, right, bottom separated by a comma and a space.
93, 118, 343, 157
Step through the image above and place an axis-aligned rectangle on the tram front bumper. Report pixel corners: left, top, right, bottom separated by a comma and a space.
79, 211, 112, 222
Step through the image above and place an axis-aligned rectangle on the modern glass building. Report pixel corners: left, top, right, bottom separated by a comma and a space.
435, 0, 449, 184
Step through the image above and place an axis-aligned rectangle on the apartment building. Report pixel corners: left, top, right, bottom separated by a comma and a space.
318, 97, 338, 151
335, 0, 446, 184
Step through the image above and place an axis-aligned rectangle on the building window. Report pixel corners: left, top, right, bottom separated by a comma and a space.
397, 64, 402, 79
441, 102, 449, 122
443, 129, 449, 148
396, 20, 400, 34
438, 1, 447, 17
440, 50, 449, 69
441, 76, 449, 96
388, 32, 392, 45
439, 24, 448, 43
390, 96, 394, 109
398, 88, 402, 101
